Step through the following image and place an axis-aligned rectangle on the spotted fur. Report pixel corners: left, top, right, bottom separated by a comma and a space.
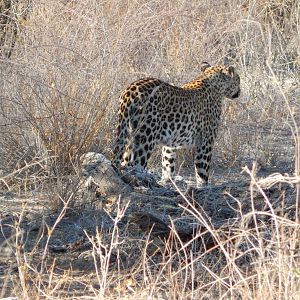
113, 62, 241, 185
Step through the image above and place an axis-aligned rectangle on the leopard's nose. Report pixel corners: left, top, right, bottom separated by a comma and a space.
231, 89, 240, 99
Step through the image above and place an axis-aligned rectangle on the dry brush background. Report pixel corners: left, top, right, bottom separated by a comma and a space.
0, 0, 300, 299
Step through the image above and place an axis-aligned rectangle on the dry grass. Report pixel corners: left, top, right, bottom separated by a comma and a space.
0, 0, 300, 299
1, 171, 300, 299
0, 0, 299, 180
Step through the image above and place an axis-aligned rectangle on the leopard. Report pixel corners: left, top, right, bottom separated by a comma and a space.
113, 62, 241, 186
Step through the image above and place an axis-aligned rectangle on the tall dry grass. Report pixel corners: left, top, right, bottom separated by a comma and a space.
0, 0, 299, 186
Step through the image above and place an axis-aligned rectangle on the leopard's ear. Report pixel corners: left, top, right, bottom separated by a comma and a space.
200, 61, 211, 72
228, 66, 235, 77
